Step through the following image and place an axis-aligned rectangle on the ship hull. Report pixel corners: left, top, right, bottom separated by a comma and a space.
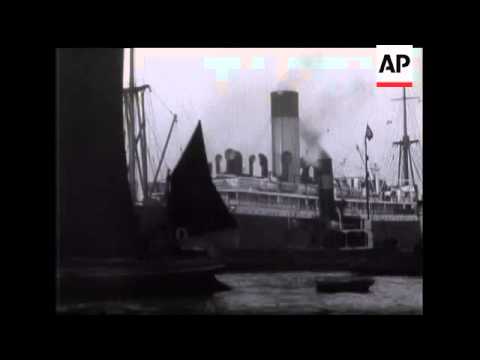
133, 203, 421, 276
370, 218, 421, 252
135, 203, 420, 252
206, 213, 420, 252
233, 213, 321, 249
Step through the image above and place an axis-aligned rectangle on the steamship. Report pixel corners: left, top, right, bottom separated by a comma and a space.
200, 90, 421, 252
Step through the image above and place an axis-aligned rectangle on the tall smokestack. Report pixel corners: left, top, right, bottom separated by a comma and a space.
225, 149, 243, 176
215, 154, 223, 175
317, 156, 335, 221
258, 153, 268, 178
271, 91, 300, 183
249, 155, 256, 176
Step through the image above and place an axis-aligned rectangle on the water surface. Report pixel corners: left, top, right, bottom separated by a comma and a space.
57, 272, 423, 315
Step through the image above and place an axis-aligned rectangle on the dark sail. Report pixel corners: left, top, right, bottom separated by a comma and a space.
167, 122, 237, 236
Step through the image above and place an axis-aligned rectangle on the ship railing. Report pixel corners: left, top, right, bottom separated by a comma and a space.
223, 198, 318, 212
343, 206, 413, 214
337, 196, 416, 206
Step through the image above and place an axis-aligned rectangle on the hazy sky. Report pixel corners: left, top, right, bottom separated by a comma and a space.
123, 48, 423, 190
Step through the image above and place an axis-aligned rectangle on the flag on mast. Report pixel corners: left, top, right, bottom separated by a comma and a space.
365, 124, 373, 141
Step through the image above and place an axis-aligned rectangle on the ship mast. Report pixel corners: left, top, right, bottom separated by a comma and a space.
123, 48, 151, 203
392, 88, 420, 193
365, 134, 370, 219
126, 49, 136, 200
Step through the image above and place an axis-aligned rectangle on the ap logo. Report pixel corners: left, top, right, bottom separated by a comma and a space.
376, 45, 413, 87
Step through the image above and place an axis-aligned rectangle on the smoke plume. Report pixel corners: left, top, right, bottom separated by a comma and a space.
300, 120, 331, 166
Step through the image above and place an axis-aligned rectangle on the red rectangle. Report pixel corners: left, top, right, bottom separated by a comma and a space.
376, 82, 413, 87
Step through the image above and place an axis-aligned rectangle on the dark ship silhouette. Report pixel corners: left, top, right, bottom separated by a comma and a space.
57, 49, 236, 303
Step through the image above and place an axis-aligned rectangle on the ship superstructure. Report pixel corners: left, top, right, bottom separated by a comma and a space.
210, 91, 372, 251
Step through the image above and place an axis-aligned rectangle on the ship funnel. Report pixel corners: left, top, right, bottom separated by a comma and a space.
215, 154, 223, 175
271, 91, 300, 183
225, 149, 243, 176
258, 153, 268, 178
249, 155, 256, 176
317, 157, 335, 220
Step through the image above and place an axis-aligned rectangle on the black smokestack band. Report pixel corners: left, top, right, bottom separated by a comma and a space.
271, 91, 299, 118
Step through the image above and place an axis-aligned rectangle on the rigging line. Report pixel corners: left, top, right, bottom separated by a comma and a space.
410, 142, 422, 163
386, 146, 397, 184
410, 147, 423, 182
412, 146, 423, 176
411, 157, 423, 184
148, 92, 164, 142
380, 127, 393, 159
147, 93, 162, 156
142, 56, 174, 117
147, 147, 155, 180
414, 168, 423, 186
411, 96, 423, 132
147, 128, 158, 167
384, 154, 394, 184
417, 150, 423, 170
408, 101, 421, 141
384, 148, 394, 173
393, 98, 403, 133
151, 89, 174, 116
417, 139, 423, 151
384, 142, 396, 168
146, 100, 166, 180
144, 97, 158, 161
146, 92, 157, 131
138, 94, 157, 181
